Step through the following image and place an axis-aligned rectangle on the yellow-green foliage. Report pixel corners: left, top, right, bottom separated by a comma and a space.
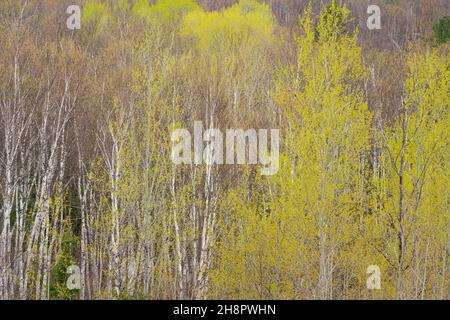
83, 0, 113, 28
367, 48, 449, 297
182, 0, 274, 52
151, 0, 199, 17
177, 0, 276, 125
132, 0, 199, 24
131, 0, 152, 17
211, 2, 373, 299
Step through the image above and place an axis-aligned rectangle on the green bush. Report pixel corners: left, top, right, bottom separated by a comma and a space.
432, 16, 450, 44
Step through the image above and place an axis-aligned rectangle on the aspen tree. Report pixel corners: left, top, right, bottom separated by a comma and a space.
370, 49, 449, 299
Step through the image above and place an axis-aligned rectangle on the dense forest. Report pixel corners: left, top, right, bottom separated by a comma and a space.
0, 0, 448, 300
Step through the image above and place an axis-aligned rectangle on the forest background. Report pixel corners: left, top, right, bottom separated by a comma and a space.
0, 0, 448, 300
